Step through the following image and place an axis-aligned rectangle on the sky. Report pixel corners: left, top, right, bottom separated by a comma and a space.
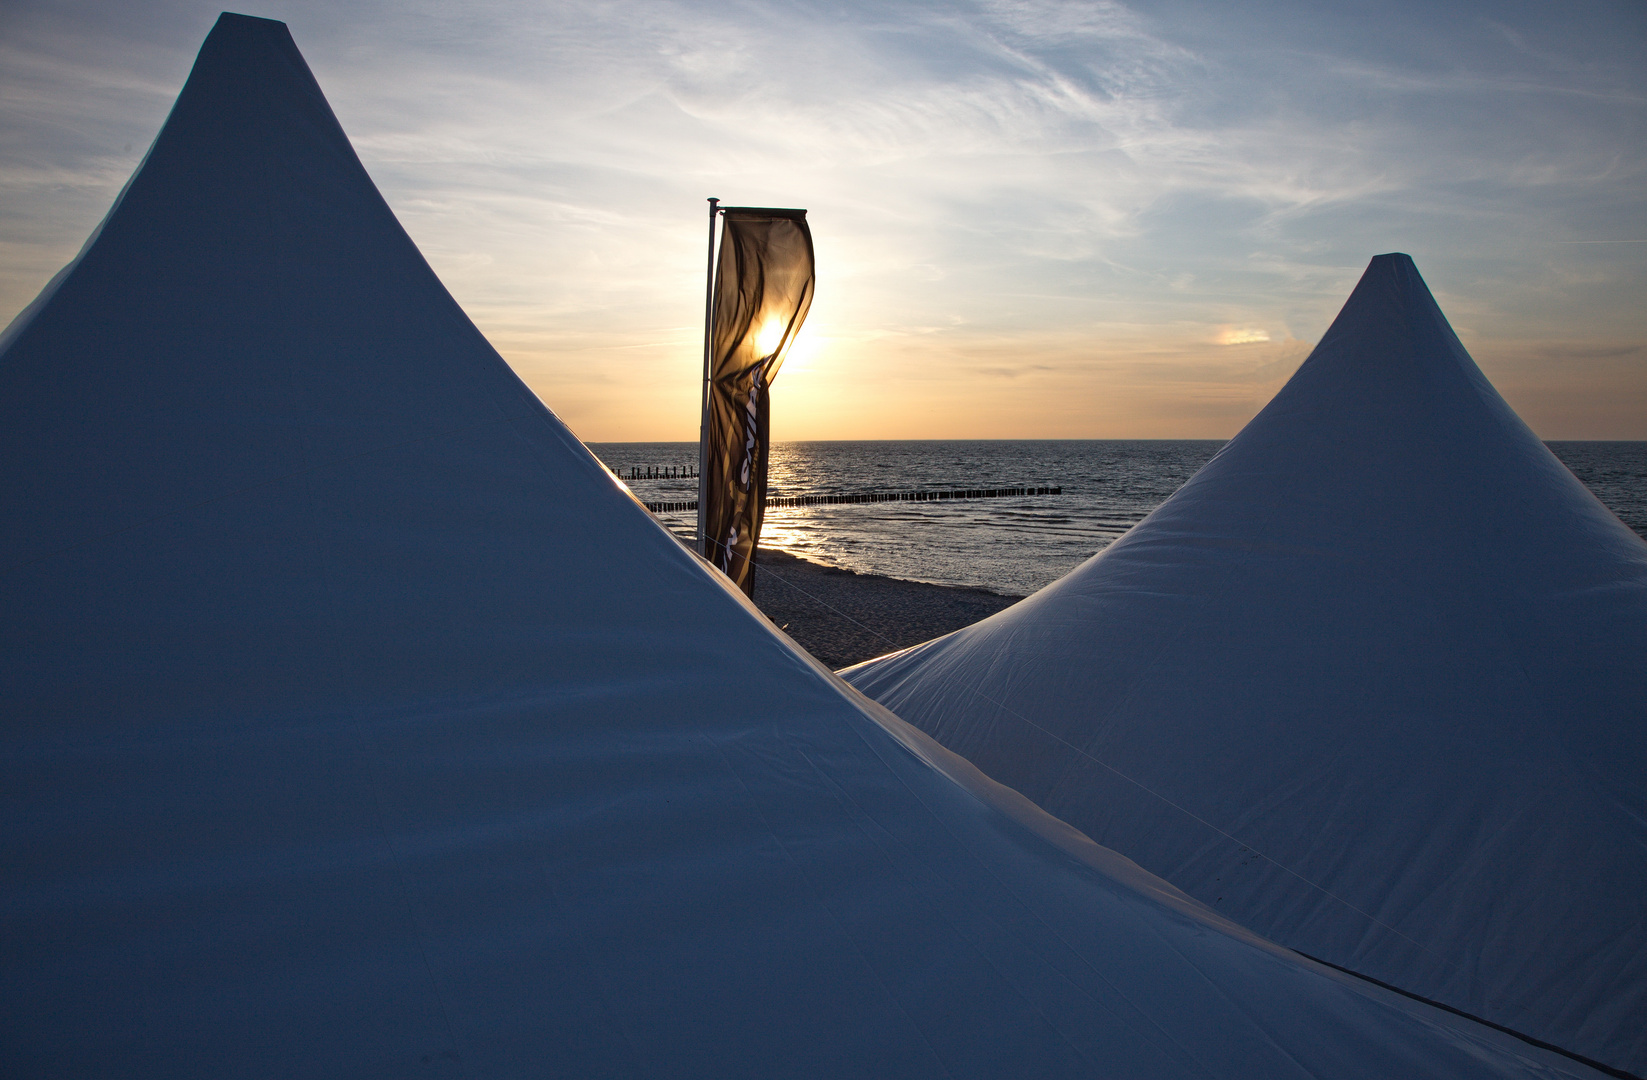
2, 0, 1643, 441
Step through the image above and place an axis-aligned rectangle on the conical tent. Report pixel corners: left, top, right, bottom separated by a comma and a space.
845, 255, 1647, 1076
0, 17, 1608, 1077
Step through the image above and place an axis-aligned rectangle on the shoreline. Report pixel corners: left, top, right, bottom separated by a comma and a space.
751, 548, 1023, 670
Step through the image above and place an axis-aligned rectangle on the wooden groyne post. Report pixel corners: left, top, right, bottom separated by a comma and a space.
642, 486, 1062, 513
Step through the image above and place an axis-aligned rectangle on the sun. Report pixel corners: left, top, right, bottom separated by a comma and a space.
754, 316, 786, 358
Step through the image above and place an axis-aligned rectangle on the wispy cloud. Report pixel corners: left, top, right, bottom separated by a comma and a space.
1, 0, 1642, 437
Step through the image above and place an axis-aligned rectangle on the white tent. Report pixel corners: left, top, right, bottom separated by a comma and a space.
845, 254, 1647, 1076
0, 15, 1610, 1077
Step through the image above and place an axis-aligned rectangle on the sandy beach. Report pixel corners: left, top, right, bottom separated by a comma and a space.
751, 548, 1022, 669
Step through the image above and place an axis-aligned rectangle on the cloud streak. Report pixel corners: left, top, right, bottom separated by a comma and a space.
1, 0, 1643, 437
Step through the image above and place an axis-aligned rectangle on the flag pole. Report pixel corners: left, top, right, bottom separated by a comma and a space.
696, 198, 719, 556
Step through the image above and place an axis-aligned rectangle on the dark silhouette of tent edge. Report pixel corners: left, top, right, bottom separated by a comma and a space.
1294, 952, 1642, 1080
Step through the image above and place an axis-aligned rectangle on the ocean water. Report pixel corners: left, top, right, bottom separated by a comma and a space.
589, 440, 1647, 596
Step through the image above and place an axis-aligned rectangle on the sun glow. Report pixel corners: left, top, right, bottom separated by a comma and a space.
1217, 327, 1271, 345
754, 316, 786, 358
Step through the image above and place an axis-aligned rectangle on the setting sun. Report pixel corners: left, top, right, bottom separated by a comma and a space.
754, 315, 786, 358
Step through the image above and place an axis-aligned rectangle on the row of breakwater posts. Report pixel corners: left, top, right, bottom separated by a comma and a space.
611, 465, 698, 480
642, 486, 1062, 514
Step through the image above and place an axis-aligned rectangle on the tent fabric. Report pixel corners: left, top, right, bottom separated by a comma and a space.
0, 16, 1608, 1077
844, 255, 1647, 1076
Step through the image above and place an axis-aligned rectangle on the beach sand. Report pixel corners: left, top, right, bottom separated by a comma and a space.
751, 548, 1023, 670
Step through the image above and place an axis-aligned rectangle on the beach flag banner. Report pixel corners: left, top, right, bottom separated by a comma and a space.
697, 205, 814, 595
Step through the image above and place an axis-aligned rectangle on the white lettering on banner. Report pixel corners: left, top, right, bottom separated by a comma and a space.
740, 382, 760, 490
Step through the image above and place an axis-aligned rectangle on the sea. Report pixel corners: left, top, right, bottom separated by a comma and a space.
589, 441, 1647, 597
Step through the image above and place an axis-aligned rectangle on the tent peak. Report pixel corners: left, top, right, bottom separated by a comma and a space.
196, 13, 299, 64
214, 11, 289, 28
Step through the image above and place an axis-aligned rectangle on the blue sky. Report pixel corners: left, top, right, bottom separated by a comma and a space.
2, 0, 1643, 438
